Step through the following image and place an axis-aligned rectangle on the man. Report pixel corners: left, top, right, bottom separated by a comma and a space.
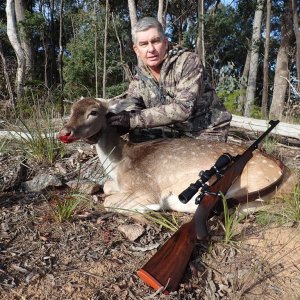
108, 17, 231, 142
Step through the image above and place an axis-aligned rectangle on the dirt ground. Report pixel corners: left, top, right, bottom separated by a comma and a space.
0, 132, 300, 300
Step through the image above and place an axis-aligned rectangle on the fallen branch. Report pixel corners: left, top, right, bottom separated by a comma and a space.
1, 115, 299, 141
231, 115, 300, 140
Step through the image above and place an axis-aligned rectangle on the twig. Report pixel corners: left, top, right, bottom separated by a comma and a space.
280, 76, 300, 97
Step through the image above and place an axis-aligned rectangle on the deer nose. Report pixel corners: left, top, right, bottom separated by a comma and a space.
59, 127, 72, 137
58, 127, 73, 143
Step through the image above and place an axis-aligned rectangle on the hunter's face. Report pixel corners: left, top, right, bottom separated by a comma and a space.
133, 27, 168, 70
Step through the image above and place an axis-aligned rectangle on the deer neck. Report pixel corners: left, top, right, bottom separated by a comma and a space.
95, 127, 126, 180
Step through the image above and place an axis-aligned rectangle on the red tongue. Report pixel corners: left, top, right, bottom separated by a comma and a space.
58, 135, 79, 144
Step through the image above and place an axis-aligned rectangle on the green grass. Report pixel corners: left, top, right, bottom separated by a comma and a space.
255, 185, 300, 226
144, 211, 180, 232
8, 106, 65, 165
220, 193, 243, 245
0, 139, 10, 154
261, 136, 278, 156
282, 185, 300, 223
50, 192, 87, 223
255, 210, 284, 226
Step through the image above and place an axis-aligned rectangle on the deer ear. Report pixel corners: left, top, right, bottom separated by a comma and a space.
107, 98, 144, 114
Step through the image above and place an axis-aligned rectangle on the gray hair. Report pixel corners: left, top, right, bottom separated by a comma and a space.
131, 17, 165, 44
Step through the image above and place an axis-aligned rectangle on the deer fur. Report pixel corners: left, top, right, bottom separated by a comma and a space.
58, 97, 297, 216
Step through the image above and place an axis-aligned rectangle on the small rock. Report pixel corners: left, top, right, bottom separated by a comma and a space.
66, 179, 102, 194
118, 224, 145, 241
22, 174, 62, 192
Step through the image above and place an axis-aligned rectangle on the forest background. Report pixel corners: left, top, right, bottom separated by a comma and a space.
1, 0, 300, 124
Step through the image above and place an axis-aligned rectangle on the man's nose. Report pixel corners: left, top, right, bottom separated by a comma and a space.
147, 42, 155, 52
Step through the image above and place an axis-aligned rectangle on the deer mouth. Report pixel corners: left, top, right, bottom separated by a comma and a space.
58, 133, 80, 144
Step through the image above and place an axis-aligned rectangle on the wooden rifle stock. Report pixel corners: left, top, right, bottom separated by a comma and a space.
137, 120, 279, 294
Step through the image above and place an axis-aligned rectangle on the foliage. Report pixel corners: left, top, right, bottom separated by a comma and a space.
1, 0, 298, 119
219, 194, 242, 245
63, 7, 130, 99
255, 185, 300, 226
9, 101, 65, 166
216, 62, 243, 114
0, 139, 10, 155
261, 136, 278, 156
282, 185, 300, 223
50, 192, 87, 223
144, 211, 180, 232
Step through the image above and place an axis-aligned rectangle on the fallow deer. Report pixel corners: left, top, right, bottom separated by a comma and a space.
58, 97, 296, 215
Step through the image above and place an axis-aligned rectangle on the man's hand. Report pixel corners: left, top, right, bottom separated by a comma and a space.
107, 111, 131, 134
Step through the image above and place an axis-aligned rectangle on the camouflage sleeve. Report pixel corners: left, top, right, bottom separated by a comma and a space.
130, 52, 204, 129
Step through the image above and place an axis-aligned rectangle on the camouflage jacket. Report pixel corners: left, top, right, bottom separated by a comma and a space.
127, 47, 231, 134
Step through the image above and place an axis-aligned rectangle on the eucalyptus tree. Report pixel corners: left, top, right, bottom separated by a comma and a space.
261, 0, 272, 118
244, 0, 264, 117
269, 0, 294, 119
6, 0, 26, 104
292, 0, 300, 91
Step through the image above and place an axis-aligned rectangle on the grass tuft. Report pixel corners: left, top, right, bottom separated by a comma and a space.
220, 193, 243, 245
50, 192, 87, 223
8, 106, 65, 165
144, 211, 180, 232
0, 139, 10, 154
282, 185, 300, 223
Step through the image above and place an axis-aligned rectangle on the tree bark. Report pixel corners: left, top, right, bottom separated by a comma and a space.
102, 0, 109, 99
292, 0, 300, 92
112, 13, 133, 82
157, 0, 164, 28
0, 41, 14, 104
230, 115, 300, 140
244, 0, 264, 117
196, 0, 205, 65
58, 0, 64, 115
94, 2, 98, 97
6, 0, 26, 104
261, 0, 272, 118
128, 0, 137, 30
14, 0, 33, 80
238, 47, 251, 113
269, 0, 294, 120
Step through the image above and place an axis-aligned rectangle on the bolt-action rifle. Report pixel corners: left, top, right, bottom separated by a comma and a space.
137, 120, 280, 294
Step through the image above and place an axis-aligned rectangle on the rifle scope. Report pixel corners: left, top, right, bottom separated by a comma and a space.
178, 153, 233, 204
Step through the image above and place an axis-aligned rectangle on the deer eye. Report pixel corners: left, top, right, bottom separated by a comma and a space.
89, 110, 98, 117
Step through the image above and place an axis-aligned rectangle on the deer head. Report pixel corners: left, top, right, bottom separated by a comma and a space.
59, 97, 109, 144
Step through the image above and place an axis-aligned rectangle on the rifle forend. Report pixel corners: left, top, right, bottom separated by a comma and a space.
137, 120, 280, 294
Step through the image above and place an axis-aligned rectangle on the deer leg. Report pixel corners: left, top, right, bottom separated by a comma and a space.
103, 179, 120, 195
103, 191, 162, 215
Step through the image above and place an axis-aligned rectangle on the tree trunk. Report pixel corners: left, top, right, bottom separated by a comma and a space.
0, 41, 14, 104
157, 0, 164, 27
269, 0, 294, 120
112, 13, 133, 82
14, 0, 33, 80
48, 0, 57, 87
6, 0, 26, 103
58, 0, 64, 115
261, 0, 272, 118
292, 0, 300, 92
94, 3, 98, 97
238, 48, 251, 113
196, 0, 205, 65
102, 0, 109, 99
128, 0, 137, 29
244, 0, 264, 117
